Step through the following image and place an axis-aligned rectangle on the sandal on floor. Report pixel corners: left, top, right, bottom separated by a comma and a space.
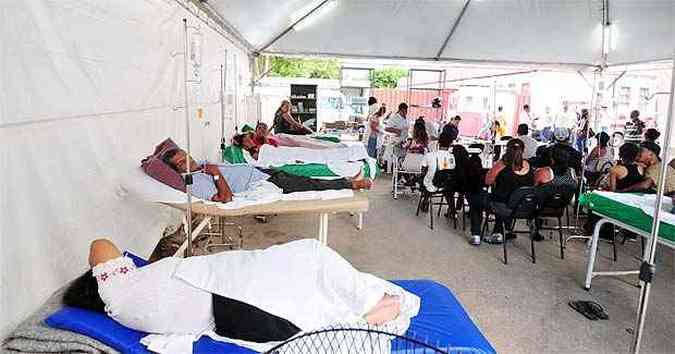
569, 301, 609, 320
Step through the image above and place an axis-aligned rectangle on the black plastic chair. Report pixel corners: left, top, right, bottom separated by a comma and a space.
467, 143, 485, 153
416, 173, 455, 230
483, 187, 540, 264
536, 189, 574, 259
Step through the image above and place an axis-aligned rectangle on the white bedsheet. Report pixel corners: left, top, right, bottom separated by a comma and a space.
256, 145, 369, 168
593, 191, 675, 227
141, 239, 420, 353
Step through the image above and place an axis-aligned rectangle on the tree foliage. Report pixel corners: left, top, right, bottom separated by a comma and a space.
371, 67, 409, 88
267, 56, 340, 79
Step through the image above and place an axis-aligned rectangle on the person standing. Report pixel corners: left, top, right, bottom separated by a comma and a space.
538, 106, 555, 142
624, 110, 645, 144
495, 106, 507, 138
555, 102, 576, 131
441, 115, 462, 142
367, 106, 385, 158
385, 103, 411, 155
575, 108, 594, 152
520, 104, 533, 127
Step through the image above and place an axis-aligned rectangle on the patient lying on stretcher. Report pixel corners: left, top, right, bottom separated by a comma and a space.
63, 239, 419, 346
162, 148, 371, 203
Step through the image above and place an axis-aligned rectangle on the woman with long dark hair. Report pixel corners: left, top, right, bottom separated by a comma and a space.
273, 100, 312, 135
468, 139, 534, 245
63, 239, 420, 351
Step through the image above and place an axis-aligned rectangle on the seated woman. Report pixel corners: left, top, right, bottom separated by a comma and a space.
64, 239, 419, 349
405, 117, 430, 154
468, 139, 534, 245
607, 143, 643, 192
583, 143, 643, 238
273, 100, 313, 136
161, 148, 371, 203
584, 132, 613, 187
532, 144, 577, 240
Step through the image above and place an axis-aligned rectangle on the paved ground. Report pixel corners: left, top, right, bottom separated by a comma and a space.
158, 176, 675, 353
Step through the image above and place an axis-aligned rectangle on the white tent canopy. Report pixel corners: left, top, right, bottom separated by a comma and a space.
210, 0, 674, 66
1, 1, 674, 352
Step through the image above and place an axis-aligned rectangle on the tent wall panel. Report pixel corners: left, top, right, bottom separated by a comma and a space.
0, 0, 251, 338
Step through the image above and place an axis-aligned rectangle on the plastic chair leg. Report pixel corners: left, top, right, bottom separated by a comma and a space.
558, 217, 565, 259
530, 219, 537, 264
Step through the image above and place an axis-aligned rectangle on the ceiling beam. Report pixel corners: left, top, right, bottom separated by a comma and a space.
263, 50, 597, 70
257, 0, 331, 54
435, 0, 472, 60
178, 0, 256, 53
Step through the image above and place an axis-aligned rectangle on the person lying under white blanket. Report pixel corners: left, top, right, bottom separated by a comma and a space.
63, 239, 420, 353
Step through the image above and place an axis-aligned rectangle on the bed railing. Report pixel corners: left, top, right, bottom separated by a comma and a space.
264, 325, 487, 354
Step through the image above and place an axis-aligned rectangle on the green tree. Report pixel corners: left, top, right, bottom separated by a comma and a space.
267, 56, 340, 79
371, 67, 409, 88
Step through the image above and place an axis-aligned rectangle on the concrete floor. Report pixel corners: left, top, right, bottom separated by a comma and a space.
208, 177, 675, 354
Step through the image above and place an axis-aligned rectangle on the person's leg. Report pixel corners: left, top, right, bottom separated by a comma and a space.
468, 191, 489, 245
367, 136, 378, 158
267, 170, 370, 193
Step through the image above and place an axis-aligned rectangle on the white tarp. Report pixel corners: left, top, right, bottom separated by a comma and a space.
0, 0, 252, 338
212, 0, 674, 66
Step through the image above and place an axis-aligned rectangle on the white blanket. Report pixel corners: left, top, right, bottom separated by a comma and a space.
593, 191, 675, 227
256, 145, 369, 168
142, 239, 421, 353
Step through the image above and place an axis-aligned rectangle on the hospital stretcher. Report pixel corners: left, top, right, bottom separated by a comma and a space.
43, 254, 496, 354
164, 192, 369, 255
581, 191, 675, 290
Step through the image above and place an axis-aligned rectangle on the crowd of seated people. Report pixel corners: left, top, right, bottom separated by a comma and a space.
417, 108, 673, 246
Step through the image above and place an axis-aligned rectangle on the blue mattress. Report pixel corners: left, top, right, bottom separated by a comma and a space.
46, 254, 495, 354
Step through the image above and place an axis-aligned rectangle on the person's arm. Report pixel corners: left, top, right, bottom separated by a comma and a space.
385, 127, 401, 135
533, 168, 551, 186
281, 112, 305, 130
89, 239, 123, 267
485, 161, 505, 186
369, 118, 380, 134
204, 164, 233, 203
607, 166, 622, 192
618, 178, 654, 193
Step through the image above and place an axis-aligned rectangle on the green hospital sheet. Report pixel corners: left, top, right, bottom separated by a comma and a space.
311, 135, 341, 143
222, 145, 380, 179
580, 192, 675, 244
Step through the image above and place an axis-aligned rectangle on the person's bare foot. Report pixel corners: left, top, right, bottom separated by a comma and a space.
364, 294, 401, 326
352, 179, 373, 190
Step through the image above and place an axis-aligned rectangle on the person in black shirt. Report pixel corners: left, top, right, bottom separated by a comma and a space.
273, 100, 312, 135
441, 115, 461, 142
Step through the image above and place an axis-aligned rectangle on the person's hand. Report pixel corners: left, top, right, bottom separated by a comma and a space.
203, 164, 220, 176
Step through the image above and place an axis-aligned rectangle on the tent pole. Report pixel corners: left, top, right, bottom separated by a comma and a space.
219, 63, 225, 161
182, 18, 194, 257
630, 52, 675, 354
435, 0, 472, 60
576, 68, 600, 219
234, 53, 239, 132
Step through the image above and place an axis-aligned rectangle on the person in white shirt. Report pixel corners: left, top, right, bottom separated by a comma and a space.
520, 104, 533, 127
385, 102, 410, 145
516, 123, 538, 159
423, 116, 439, 142
63, 239, 419, 347
555, 103, 577, 131
538, 106, 555, 142
421, 131, 456, 193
